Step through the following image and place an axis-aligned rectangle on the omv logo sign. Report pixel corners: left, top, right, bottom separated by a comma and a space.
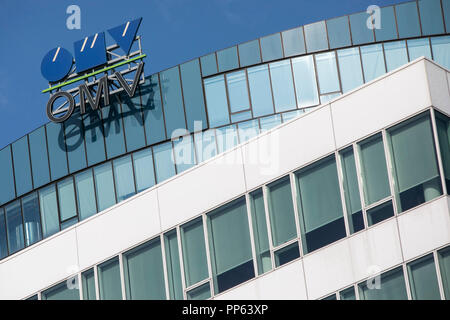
41, 18, 142, 82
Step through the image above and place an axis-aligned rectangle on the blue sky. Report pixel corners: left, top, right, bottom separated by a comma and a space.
0, 0, 407, 149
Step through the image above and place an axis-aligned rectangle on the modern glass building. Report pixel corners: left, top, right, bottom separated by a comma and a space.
1, 0, 450, 300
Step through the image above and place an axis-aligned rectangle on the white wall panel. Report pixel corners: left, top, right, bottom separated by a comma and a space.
425, 61, 450, 115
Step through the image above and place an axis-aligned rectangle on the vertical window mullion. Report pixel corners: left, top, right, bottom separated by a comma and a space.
289, 173, 304, 253
175, 226, 188, 300
353, 143, 369, 229
93, 265, 100, 300
381, 129, 399, 216
201, 214, 213, 297
118, 254, 126, 300
433, 250, 446, 300
159, 233, 171, 300
335, 150, 351, 237
430, 108, 448, 196
402, 263, 413, 300
77, 273, 84, 300
262, 185, 276, 270
245, 193, 260, 279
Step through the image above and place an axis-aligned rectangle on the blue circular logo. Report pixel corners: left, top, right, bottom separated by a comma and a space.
41, 47, 73, 83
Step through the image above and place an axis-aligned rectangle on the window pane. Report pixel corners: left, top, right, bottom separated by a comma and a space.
200, 53, 217, 77
315, 52, 340, 94
181, 217, 209, 287
304, 21, 328, 52
173, 134, 196, 174
57, 177, 77, 222
28, 127, 50, 188
407, 38, 432, 61
194, 129, 217, 163
12, 136, 32, 196
249, 189, 271, 275
217, 46, 239, 72
260, 33, 283, 62
438, 246, 450, 299
282, 27, 306, 57
39, 184, 60, 238
349, 12, 374, 45
83, 110, 106, 167
187, 282, 211, 300
204, 75, 230, 128
98, 257, 122, 300
0, 146, 15, 206
296, 156, 345, 254
388, 114, 441, 213
375, 6, 398, 42
361, 44, 386, 82
22, 192, 42, 246
230, 110, 252, 123
46, 122, 68, 181
418, 0, 445, 35
153, 141, 176, 183
366, 200, 394, 226
64, 110, 87, 173
384, 41, 408, 72
431, 36, 450, 70
226, 71, 250, 113
113, 155, 136, 202
337, 48, 364, 93
238, 40, 261, 67
359, 267, 408, 300
274, 242, 300, 267
120, 93, 146, 153
207, 197, 254, 294
340, 147, 364, 234
164, 230, 183, 300
141, 75, 167, 145
358, 133, 390, 205
75, 170, 97, 220
94, 162, 116, 212
133, 148, 155, 193
5, 201, 24, 254
215, 125, 238, 153
444, 0, 450, 33
340, 287, 356, 300
267, 176, 297, 247
327, 16, 351, 49
42, 281, 80, 300
395, 1, 421, 38
180, 59, 208, 132
436, 112, 450, 192
0, 209, 8, 258
123, 239, 166, 300
407, 254, 441, 300
238, 119, 259, 143
260, 114, 282, 132
282, 109, 305, 122
247, 64, 274, 117
292, 55, 319, 108
102, 98, 126, 159
321, 294, 337, 300
269, 60, 296, 112
82, 269, 96, 300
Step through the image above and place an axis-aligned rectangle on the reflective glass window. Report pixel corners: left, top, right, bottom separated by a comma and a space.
267, 176, 297, 247
187, 283, 211, 300
173, 134, 196, 174
366, 200, 394, 226
204, 75, 230, 128
375, 6, 398, 42
39, 184, 60, 238
64, 110, 87, 173
349, 12, 374, 45
395, 1, 421, 38
304, 21, 328, 52
83, 110, 106, 167
274, 242, 300, 267
207, 197, 254, 294
282, 27, 306, 57
120, 93, 146, 153
407, 254, 441, 300
102, 97, 126, 159
431, 36, 450, 69
269, 60, 296, 112
226, 70, 250, 113
215, 125, 238, 153
436, 112, 450, 192
340, 287, 356, 300
42, 281, 80, 300
418, 0, 445, 35
322, 294, 337, 300
93, 162, 116, 212
164, 230, 183, 300
438, 246, 450, 299
153, 141, 176, 183
337, 47, 364, 93
247, 64, 274, 117
238, 40, 261, 67
113, 155, 136, 202
361, 44, 386, 82
141, 75, 167, 145
217, 46, 239, 72
327, 16, 351, 49
123, 238, 166, 300
12, 136, 32, 196
260, 114, 282, 132
5, 200, 24, 254
75, 170, 97, 221
292, 55, 319, 108
0, 209, 8, 258
46, 122, 68, 181
444, 0, 450, 33
98, 257, 122, 300
180, 59, 208, 132
181, 217, 209, 287
384, 41, 408, 72
260, 33, 283, 62
407, 38, 432, 61
296, 155, 345, 254
315, 52, 340, 94
359, 267, 408, 300
132, 148, 155, 193
28, 126, 50, 188
82, 269, 96, 300
200, 53, 217, 77
57, 177, 77, 222
194, 129, 217, 163
230, 110, 251, 123
282, 109, 305, 122
238, 119, 259, 143
160, 67, 187, 136
22, 193, 41, 246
